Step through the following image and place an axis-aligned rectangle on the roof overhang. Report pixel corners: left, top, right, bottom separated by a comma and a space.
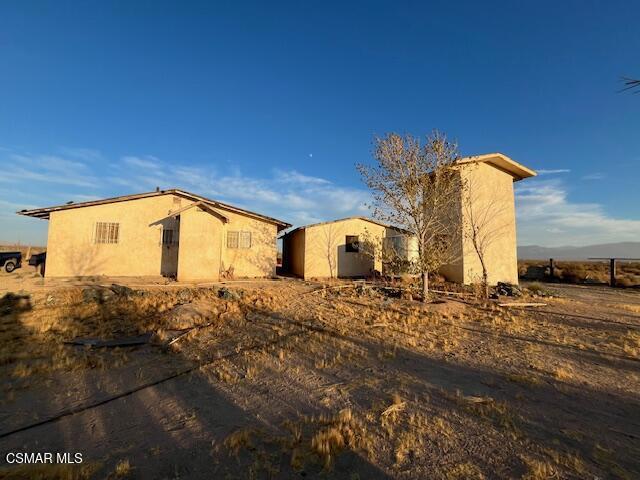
456, 153, 537, 181
17, 189, 292, 230
150, 201, 230, 226
279, 216, 411, 238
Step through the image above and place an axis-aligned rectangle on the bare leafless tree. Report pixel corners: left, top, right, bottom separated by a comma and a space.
357, 131, 464, 301
320, 223, 340, 279
463, 166, 509, 298
620, 76, 640, 93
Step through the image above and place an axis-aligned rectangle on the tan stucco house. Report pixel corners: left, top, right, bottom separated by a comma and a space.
18, 189, 290, 281
281, 216, 408, 279
282, 153, 535, 285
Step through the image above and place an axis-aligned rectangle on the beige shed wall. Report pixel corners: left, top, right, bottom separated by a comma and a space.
302, 219, 387, 279
45, 195, 181, 278
219, 210, 278, 278
460, 162, 519, 285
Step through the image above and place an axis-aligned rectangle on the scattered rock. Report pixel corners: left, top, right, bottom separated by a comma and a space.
45, 294, 56, 306
83, 288, 103, 303
110, 284, 135, 297
494, 282, 523, 297
82, 287, 115, 303
177, 288, 194, 304
218, 287, 240, 301
165, 301, 217, 329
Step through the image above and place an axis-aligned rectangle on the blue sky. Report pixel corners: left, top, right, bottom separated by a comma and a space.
1, 0, 638, 247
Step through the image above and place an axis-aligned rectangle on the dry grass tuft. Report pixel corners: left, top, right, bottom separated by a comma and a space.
380, 393, 405, 434
552, 366, 573, 381
310, 408, 363, 469
446, 462, 486, 479
521, 456, 558, 480
114, 459, 131, 477
224, 427, 256, 456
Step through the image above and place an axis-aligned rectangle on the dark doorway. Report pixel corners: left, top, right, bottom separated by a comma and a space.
160, 215, 180, 278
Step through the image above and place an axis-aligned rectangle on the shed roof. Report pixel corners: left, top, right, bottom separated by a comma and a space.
281, 216, 410, 237
456, 153, 536, 181
17, 189, 291, 230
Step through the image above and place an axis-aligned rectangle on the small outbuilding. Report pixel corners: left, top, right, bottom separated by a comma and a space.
281, 217, 408, 280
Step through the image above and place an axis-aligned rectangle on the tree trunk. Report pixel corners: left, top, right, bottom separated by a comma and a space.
478, 254, 489, 299
422, 271, 429, 303
482, 270, 489, 299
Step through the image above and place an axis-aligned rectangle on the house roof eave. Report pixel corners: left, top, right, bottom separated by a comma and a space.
17, 188, 292, 229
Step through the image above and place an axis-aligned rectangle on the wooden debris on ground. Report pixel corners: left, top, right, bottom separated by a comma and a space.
497, 302, 547, 308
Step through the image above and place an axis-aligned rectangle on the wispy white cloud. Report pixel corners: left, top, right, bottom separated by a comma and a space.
0, 152, 98, 187
58, 147, 103, 162
0, 147, 363, 245
536, 168, 571, 175
0, 198, 39, 211
112, 155, 371, 225
276, 169, 331, 185
122, 155, 162, 170
581, 172, 605, 181
516, 178, 640, 246
5, 146, 636, 248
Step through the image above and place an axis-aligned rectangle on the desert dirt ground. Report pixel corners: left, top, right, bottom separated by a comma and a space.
0, 270, 639, 479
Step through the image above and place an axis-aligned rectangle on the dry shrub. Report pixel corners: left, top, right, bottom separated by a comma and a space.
213, 362, 237, 383
553, 366, 573, 381
224, 427, 256, 456
622, 330, 640, 357
221, 408, 368, 473
542, 448, 587, 476
457, 393, 517, 432
526, 282, 552, 296
519, 260, 640, 287
508, 373, 542, 386
245, 364, 259, 380
521, 456, 558, 480
310, 408, 364, 469
114, 459, 131, 477
446, 462, 485, 479
617, 275, 639, 287
380, 393, 405, 434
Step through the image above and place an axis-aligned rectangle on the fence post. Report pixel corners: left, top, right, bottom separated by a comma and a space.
610, 258, 617, 287
549, 258, 555, 279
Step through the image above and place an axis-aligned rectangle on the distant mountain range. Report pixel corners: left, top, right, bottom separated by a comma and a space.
518, 242, 640, 260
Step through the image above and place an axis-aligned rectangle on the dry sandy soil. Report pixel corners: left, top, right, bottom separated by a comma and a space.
0, 270, 639, 479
